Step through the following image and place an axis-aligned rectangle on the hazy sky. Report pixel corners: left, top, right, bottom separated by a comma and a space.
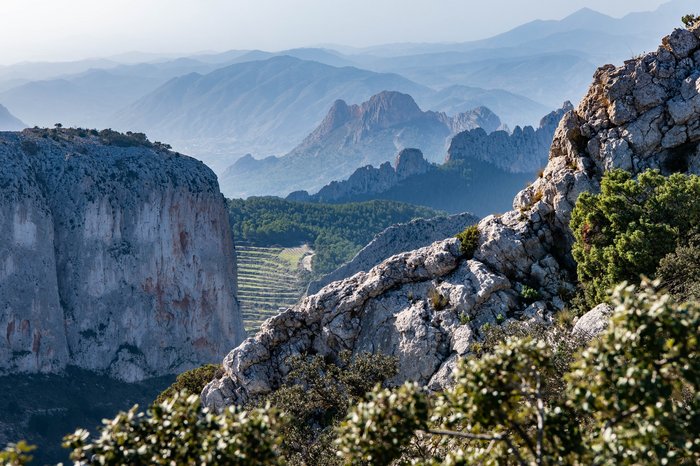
0, 0, 669, 65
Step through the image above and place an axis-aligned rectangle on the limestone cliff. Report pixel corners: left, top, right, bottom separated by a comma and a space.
307, 212, 479, 295
0, 129, 245, 382
203, 27, 700, 409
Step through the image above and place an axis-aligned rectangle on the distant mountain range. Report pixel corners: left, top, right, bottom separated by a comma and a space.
284, 103, 571, 216
0, 1, 692, 177
0, 104, 25, 130
112, 57, 431, 170
220, 91, 501, 197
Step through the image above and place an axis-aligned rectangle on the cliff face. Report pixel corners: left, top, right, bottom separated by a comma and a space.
0, 129, 245, 382
447, 102, 573, 173
202, 26, 700, 409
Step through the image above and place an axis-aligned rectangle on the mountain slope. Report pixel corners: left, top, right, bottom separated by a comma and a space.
220, 91, 501, 197
113, 56, 431, 165
0, 104, 25, 130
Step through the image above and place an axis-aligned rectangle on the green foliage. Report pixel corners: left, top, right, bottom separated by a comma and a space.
455, 224, 479, 258
335, 281, 699, 464
155, 363, 223, 405
252, 352, 398, 465
520, 284, 541, 303
0, 441, 36, 466
656, 236, 700, 303
682, 14, 700, 27
23, 127, 172, 150
335, 382, 429, 466
567, 281, 700, 464
428, 287, 450, 310
228, 197, 440, 275
63, 392, 286, 465
570, 169, 700, 307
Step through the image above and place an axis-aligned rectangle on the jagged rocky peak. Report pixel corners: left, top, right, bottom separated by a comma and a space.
313, 99, 356, 139
0, 128, 246, 382
446, 106, 502, 134
360, 90, 424, 129
202, 28, 700, 411
446, 101, 573, 173
394, 147, 431, 178
539, 101, 574, 129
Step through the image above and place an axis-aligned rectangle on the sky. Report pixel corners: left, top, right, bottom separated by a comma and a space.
0, 0, 670, 65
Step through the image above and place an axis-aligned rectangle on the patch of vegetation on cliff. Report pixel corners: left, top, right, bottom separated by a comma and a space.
23, 126, 173, 151
228, 197, 441, 275
571, 169, 700, 307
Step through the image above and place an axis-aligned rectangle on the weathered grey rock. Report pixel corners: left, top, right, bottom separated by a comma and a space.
203, 29, 700, 410
446, 102, 573, 173
572, 304, 613, 340
307, 212, 478, 295
0, 129, 246, 381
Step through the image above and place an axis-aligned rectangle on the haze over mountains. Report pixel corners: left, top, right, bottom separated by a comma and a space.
0, 1, 692, 177
0, 104, 24, 130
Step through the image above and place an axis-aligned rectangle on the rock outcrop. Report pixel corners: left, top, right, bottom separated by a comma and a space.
572, 303, 613, 339
224, 91, 502, 197
0, 129, 245, 382
307, 212, 479, 295
447, 102, 573, 173
202, 27, 700, 409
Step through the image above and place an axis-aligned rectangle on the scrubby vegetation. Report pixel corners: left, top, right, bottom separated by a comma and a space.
571, 169, 700, 307
23, 127, 172, 150
455, 224, 479, 258
9, 281, 696, 465
228, 197, 440, 275
155, 364, 223, 405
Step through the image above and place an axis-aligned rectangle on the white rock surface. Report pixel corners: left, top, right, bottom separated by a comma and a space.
307, 212, 478, 294
572, 304, 613, 339
0, 130, 246, 381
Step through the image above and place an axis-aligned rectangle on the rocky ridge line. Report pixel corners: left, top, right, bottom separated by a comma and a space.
202, 26, 700, 409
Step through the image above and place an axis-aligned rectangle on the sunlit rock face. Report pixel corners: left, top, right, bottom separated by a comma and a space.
0, 129, 245, 382
203, 26, 700, 410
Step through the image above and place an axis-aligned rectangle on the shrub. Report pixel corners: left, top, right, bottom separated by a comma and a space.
455, 224, 479, 258
155, 363, 223, 405
250, 351, 397, 465
0, 441, 35, 465
428, 287, 449, 310
63, 393, 287, 465
682, 14, 700, 27
336, 281, 700, 465
570, 169, 700, 307
520, 284, 541, 303
656, 236, 700, 302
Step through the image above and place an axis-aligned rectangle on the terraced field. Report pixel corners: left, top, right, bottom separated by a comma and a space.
236, 245, 313, 333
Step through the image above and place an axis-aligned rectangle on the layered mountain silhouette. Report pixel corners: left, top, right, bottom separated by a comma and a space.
0, 104, 25, 130
113, 57, 431, 167
221, 91, 502, 197
285, 103, 572, 215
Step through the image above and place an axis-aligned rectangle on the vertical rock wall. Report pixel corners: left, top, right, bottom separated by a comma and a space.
0, 130, 245, 381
